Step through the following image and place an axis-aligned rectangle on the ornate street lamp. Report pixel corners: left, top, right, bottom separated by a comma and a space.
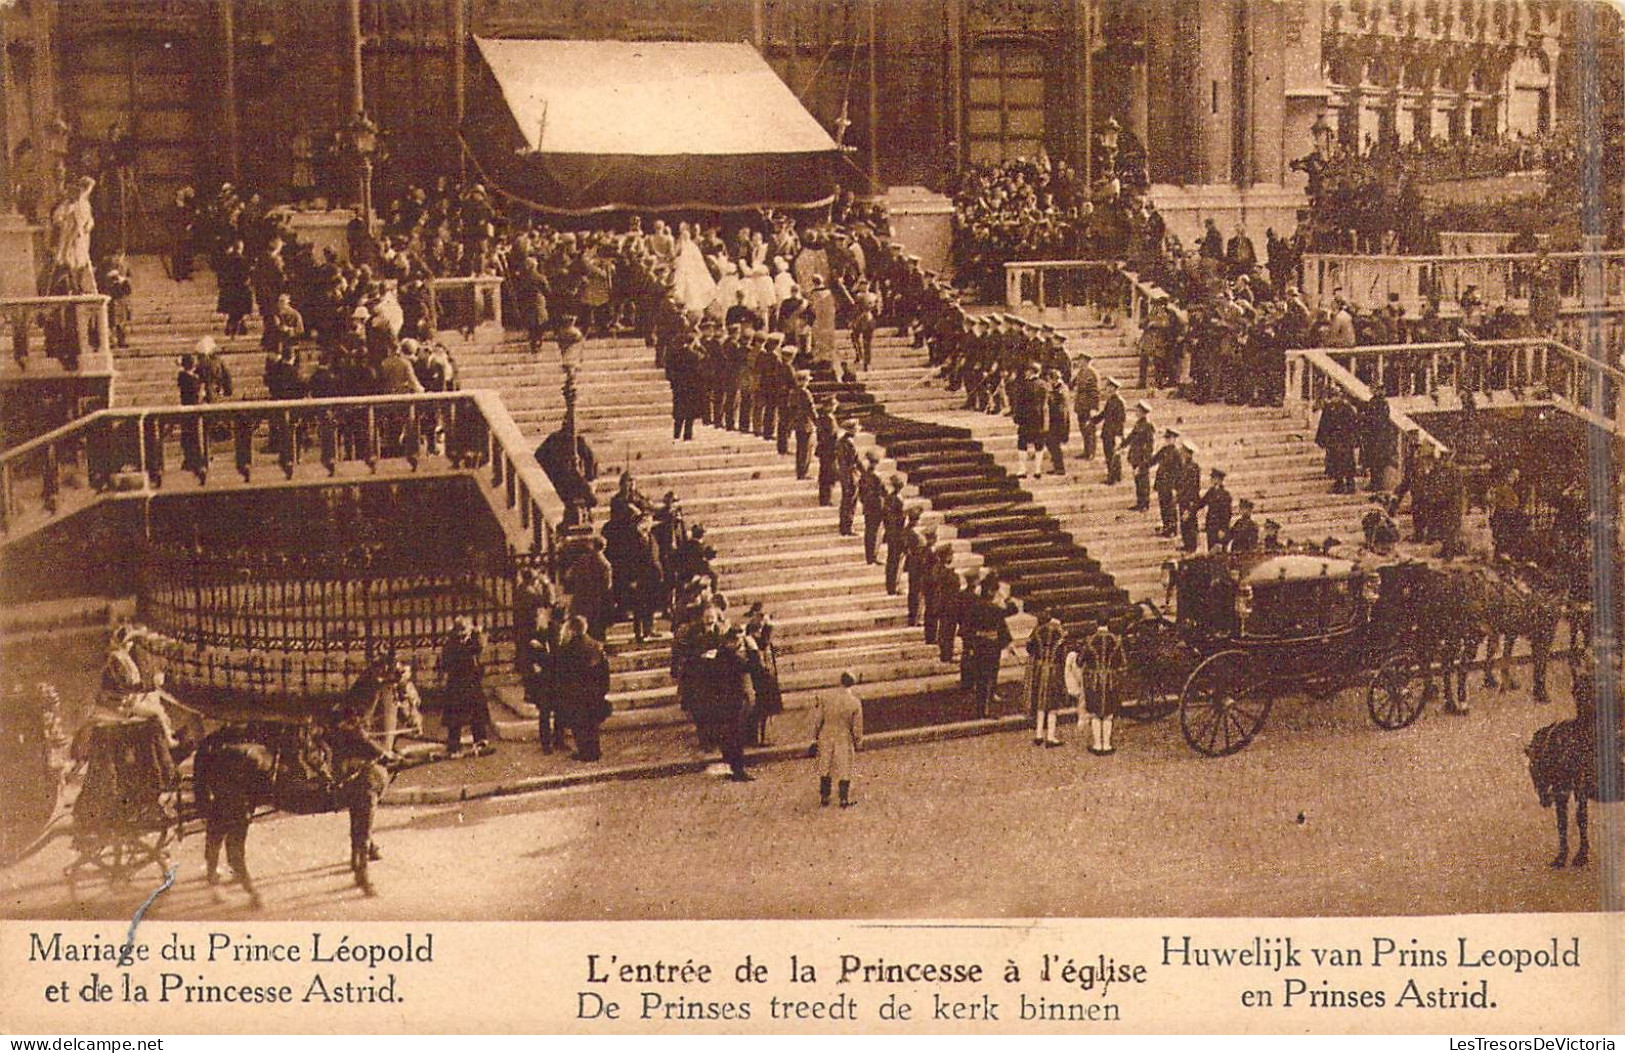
1311, 111, 1335, 156
345, 110, 380, 232
1096, 116, 1121, 181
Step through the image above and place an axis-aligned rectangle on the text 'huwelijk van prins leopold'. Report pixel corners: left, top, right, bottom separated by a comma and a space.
1161, 936, 1581, 973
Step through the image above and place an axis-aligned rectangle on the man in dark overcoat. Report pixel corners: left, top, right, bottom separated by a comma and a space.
554, 615, 611, 762
1316, 390, 1360, 494
438, 616, 491, 756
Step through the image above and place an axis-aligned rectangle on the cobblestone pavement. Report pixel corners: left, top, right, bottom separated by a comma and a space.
2, 665, 1608, 922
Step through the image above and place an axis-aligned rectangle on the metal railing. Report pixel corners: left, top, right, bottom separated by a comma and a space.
0, 390, 563, 556
2, 293, 114, 374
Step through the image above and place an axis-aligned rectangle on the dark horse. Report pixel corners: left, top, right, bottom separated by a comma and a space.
1525, 656, 1621, 868
191, 669, 399, 907
1394, 561, 1564, 714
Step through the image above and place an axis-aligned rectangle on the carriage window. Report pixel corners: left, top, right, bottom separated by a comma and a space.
1244, 582, 1320, 638
1323, 579, 1359, 631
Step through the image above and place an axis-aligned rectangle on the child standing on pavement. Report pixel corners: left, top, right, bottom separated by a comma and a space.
811, 671, 864, 808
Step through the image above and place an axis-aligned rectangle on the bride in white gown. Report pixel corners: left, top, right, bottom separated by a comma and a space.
671, 222, 718, 315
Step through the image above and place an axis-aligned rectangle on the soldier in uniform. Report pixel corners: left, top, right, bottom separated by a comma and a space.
956, 569, 983, 687
883, 482, 911, 594
1176, 439, 1203, 553
1072, 350, 1100, 460
835, 421, 861, 536
1262, 518, 1286, 552
1043, 369, 1071, 476
1025, 613, 1069, 747
814, 397, 840, 505
1125, 400, 1156, 512
935, 561, 965, 664
922, 541, 951, 646
1229, 498, 1261, 553
1151, 427, 1182, 537
1092, 377, 1126, 484
774, 347, 797, 454
963, 576, 1014, 719
736, 330, 763, 432
858, 450, 887, 563
1190, 466, 1233, 552
788, 370, 816, 479
904, 519, 933, 627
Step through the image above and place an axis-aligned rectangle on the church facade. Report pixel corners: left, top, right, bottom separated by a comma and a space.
0, 0, 1596, 249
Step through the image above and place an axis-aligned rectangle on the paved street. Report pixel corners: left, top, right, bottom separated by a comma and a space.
2, 666, 1610, 922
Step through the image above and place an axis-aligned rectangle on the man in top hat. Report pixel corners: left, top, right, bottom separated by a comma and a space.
1092, 377, 1127, 484
835, 420, 862, 536
963, 575, 1015, 719
1229, 498, 1261, 552
883, 480, 910, 593
1124, 400, 1157, 511
1175, 439, 1203, 553
858, 450, 888, 564
1190, 466, 1233, 553
788, 370, 817, 480
1151, 427, 1183, 537
814, 396, 840, 506
1072, 350, 1100, 461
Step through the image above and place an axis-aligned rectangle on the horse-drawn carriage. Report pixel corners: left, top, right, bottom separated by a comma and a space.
1116, 550, 1431, 756
55, 652, 424, 903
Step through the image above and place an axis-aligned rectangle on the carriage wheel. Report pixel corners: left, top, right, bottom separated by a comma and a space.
1367, 650, 1427, 730
1125, 634, 1195, 723
1179, 650, 1272, 757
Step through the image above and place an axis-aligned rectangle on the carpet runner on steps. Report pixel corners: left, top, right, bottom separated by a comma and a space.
803, 360, 1129, 632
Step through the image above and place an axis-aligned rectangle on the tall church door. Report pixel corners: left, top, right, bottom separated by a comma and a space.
965, 41, 1049, 165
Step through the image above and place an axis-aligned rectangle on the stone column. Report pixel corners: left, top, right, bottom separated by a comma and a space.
449, 0, 466, 175
1, 15, 14, 214
217, 0, 240, 183
0, 6, 40, 299
346, 0, 365, 118
945, 0, 963, 181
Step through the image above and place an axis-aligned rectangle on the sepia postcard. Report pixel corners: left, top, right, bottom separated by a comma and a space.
0, 0, 1619, 1036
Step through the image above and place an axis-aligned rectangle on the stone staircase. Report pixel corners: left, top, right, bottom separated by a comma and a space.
451, 336, 1026, 729
858, 324, 1395, 603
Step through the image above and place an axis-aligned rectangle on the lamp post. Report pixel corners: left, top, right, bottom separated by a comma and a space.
345, 110, 379, 233
1311, 110, 1335, 157
1096, 116, 1121, 183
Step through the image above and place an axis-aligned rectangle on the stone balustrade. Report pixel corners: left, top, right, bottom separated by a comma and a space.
1301, 250, 1625, 318
430, 274, 504, 341
1, 293, 114, 377
1002, 259, 1126, 322
0, 390, 563, 558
